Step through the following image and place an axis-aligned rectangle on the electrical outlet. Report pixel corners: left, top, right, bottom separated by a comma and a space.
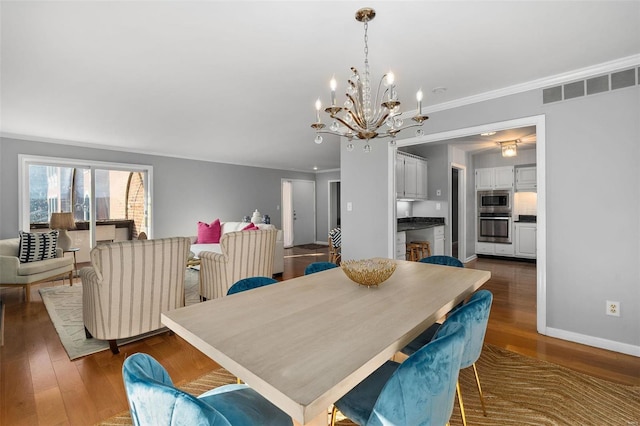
606, 300, 620, 317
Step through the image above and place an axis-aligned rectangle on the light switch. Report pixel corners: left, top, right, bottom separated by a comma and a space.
436, 203, 441, 210
436, 189, 441, 196
347, 202, 353, 211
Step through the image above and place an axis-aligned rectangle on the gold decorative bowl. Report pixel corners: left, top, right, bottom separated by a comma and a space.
341, 258, 397, 287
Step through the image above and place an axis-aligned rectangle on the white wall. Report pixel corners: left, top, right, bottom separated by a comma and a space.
342, 83, 640, 353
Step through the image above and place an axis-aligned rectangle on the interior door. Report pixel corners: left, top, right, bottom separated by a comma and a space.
291, 180, 316, 245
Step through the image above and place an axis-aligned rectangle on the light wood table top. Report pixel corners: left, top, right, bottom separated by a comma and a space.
162, 260, 490, 425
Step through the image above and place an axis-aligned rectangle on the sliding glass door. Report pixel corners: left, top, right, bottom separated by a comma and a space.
20, 155, 152, 261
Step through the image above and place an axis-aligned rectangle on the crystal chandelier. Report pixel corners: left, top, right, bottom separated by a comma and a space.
311, 7, 428, 153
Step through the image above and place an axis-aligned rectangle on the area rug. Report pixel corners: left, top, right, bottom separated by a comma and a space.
39, 268, 201, 360
97, 344, 640, 426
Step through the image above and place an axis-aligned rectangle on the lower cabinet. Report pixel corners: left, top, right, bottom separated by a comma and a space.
515, 223, 537, 258
396, 232, 407, 260
476, 223, 536, 259
475, 242, 514, 256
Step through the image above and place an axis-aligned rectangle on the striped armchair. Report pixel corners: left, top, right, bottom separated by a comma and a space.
80, 237, 191, 354
199, 229, 277, 301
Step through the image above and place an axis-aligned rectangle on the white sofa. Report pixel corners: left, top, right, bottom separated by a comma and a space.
189, 222, 284, 274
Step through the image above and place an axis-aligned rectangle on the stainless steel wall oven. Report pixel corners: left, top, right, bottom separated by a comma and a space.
477, 190, 513, 244
478, 214, 512, 243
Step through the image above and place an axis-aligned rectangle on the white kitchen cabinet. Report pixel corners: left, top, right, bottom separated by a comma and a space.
397, 152, 427, 199
416, 159, 428, 199
404, 156, 418, 198
515, 223, 537, 258
475, 241, 514, 256
515, 166, 537, 192
396, 231, 407, 260
433, 226, 445, 255
475, 242, 495, 255
396, 154, 405, 198
475, 166, 514, 190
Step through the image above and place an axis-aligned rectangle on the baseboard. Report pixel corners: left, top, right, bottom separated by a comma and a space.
314, 241, 329, 246
464, 254, 477, 264
545, 326, 640, 357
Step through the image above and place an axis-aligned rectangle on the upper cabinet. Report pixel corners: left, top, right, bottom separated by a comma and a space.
475, 166, 514, 190
515, 166, 537, 192
397, 152, 428, 199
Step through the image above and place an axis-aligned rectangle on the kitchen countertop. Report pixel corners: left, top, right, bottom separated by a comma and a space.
397, 217, 445, 232
514, 215, 537, 223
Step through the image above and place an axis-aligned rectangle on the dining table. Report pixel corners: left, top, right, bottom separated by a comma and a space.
161, 259, 491, 425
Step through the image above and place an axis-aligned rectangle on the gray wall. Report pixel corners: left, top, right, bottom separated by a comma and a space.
341, 139, 392, 260
314, 170, 340, 242
0, 137, 315, 239
342, 84, 640, 350
473, 147, 536, 169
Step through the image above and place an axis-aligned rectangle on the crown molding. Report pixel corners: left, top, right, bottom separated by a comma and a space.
421, 54, 640, 114
0, 132, 317, 174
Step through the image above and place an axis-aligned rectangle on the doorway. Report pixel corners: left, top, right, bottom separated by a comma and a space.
281, 179, 316, 247
394, 114, 546, 333
451, 168, 460, 259
328, 180, 341, 234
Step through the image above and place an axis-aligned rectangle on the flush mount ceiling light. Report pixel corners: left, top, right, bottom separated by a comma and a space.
499, 140, 519, 157
481, 131, 497, 136
311, 7, 428, 153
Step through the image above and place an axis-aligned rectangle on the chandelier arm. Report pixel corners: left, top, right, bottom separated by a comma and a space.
372, 111, 391, 130
332, 115, 359, 134
374, 74, 389, 115
345, 93, 367, 130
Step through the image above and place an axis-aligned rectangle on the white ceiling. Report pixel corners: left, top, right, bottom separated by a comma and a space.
1, 1, 639, 171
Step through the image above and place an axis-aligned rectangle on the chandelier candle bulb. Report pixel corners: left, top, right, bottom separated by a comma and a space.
387, 72, 395, 101
315, 99, 322, 123
416, 89, 423, 113
330, 77, 337, 106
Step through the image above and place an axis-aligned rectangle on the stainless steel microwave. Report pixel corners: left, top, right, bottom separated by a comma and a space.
477, 190, 512, 214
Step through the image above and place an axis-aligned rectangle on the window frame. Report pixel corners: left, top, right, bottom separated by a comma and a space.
19, 155, 153, 246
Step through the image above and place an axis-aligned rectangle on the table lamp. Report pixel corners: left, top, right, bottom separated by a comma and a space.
50, 212, 76, 251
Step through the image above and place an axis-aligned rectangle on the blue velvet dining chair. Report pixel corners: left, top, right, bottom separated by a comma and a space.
402, 255, 465, 353
419, 255, 464, 268
226, 276, 278, 295
401, 289, 494, 426
330, 322, 466, 426
304, 261, 338, 275
122, 353, 292, 426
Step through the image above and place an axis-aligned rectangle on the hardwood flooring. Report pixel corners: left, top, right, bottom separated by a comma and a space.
1, 248, 638, 425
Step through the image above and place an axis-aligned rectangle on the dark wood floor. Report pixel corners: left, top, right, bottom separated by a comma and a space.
1, 247, 638, 425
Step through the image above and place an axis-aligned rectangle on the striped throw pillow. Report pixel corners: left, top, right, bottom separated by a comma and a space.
18, 231, 59, 263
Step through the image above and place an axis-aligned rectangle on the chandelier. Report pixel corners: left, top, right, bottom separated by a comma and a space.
311, 7, 428, 153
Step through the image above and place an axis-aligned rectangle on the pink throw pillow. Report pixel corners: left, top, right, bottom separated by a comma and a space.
242, 223, 258, 231
197, 219, 221, 243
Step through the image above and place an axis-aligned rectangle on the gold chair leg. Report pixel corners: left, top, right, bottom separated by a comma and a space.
330, 405, 337, 426
472, 362, 487, 416
236, 377, 242, 385
456, 380, 467, 426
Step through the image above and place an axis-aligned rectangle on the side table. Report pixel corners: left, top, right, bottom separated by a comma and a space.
63, 247, 80, 285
